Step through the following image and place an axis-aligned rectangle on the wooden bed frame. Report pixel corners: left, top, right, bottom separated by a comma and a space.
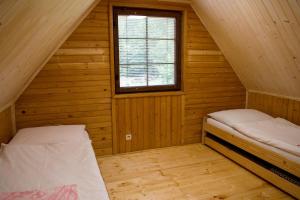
202, 117, 300, 198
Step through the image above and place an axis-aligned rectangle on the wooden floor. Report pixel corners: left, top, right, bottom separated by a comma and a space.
97, 144, 293, 200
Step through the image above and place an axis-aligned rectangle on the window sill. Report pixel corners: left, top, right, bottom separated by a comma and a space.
113, 91, 184, 99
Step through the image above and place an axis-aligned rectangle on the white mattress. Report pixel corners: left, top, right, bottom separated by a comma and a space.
0, 138, 109, 199
207, 118, 300, 164
232, 118, 300, 157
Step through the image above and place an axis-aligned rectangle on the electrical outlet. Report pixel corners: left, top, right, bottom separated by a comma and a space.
125, 133, 132, 141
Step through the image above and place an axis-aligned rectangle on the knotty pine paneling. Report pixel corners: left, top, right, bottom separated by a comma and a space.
114, 95, 183, 153
0, 106, 14, 144
16, 0, 112, 156
16, 0, 245, 155
192, 0, 300, 98
0, 0, 99, 111
183, 7, 245, 144
247, 92, 300, 125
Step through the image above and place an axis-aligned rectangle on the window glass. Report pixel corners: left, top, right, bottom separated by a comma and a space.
114, 7, 181, 93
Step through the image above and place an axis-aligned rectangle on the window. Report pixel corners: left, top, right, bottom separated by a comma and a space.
113, 7, 182, 94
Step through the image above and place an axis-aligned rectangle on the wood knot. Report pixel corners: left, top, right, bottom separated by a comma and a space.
213, 194, 227, 199
283, 160, 287, 164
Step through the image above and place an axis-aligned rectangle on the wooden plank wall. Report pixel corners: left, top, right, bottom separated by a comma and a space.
0, 107, 14, 144
184, 6, 245, 144
0, 0, 99, 112
16, 0, 112, 156
247, 92, 300, 125
114, 95, 183, 153
15, 0, 245, 156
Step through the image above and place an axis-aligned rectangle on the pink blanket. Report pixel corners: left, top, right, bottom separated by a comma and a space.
0, 185, 78, 200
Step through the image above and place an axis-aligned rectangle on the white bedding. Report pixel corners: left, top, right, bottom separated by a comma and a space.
233, 119, 300, 157
9, 125, 89, 145
0, 141, 109, 200
0, 126, 110, 200
207, 109, 300, 158
207, 118, 300, 164
208, 109, 273, 127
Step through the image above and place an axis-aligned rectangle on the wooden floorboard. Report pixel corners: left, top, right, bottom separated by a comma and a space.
97, 144, 293, 200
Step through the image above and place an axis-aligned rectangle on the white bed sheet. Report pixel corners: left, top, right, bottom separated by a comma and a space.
207, 118, 300, 164
232, 119, 300, 157
0, 141, 110, 200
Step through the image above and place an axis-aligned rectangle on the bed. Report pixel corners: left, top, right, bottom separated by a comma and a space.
0, 125, 110, 200
202, 109, 300, 198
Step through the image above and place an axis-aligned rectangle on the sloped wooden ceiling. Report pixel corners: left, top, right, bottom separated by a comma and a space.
0, 0, 100, 112
2, 0, 299, 114
191, 0, 300, 99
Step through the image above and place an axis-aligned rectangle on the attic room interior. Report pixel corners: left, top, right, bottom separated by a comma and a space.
0, 0, 299, 199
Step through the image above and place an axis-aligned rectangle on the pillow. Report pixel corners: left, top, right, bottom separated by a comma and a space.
208, 109, 273, 127
9, 125, 89, 145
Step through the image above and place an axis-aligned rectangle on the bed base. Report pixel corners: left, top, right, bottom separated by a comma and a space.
202, 117, 300, 199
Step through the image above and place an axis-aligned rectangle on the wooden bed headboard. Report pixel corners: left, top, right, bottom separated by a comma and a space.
0, 106, 14, 144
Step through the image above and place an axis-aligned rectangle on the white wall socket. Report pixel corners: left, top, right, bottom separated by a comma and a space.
125, 133, 132, 141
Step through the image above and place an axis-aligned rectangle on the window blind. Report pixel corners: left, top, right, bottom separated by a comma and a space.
118, 15, 176, 87
113, 7, 182, 94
